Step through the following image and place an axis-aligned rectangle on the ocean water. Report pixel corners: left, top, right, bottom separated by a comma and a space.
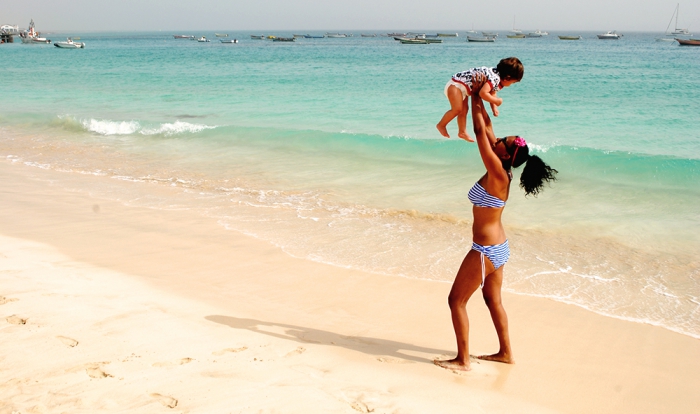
1, 31, 699, 338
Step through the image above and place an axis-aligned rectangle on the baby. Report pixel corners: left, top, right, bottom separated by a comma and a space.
436, 57, 523, 141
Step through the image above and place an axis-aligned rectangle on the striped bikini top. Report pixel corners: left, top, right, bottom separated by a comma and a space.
468, 182, 506, 208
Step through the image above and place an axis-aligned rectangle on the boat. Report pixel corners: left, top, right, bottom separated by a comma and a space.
197, 36, 210, 42
510, 16, 522, 34
293, 34, 305, 38
424, 38, 443, 43
272, 37, 295, 42
325, 33, 347, 38
220, 39, 238, 43
665, 4, 691, 36
173, 35, 194, 39
527, 30, 549, 37
19, 19, 50, 44
437, 33, 458, 37
266, 35, 277, 40
400, 38, 428, 44
386, 32, 407, 37
558, 35, 582, 40
304, 34, 324, 38
676, 38, 700, 46
215, 33, 228, 37
481, 32, 498, 37
468, 36, 495, 42
250, 35, 264, 39
507, 34, 526, 39
54, 38, 85, 49
597, 31, 622, 39
360, 34, 377, 37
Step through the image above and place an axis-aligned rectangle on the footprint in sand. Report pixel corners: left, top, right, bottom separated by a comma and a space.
0, 296, 19, 305
6, 315, 27, 325
56, 336, 79, 347
150, 393, 178, 409
152, 358, 193, 367
211, 347, 247, 356
85, 363, 113, 379
350, 401, 375, 413
376, 357, 411, 364
285, 347, 306, 357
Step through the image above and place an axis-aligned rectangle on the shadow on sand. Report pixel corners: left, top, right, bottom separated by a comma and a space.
205, 315, 451, 364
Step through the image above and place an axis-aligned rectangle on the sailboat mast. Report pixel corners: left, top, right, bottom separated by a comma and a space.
675, 3, 679, 30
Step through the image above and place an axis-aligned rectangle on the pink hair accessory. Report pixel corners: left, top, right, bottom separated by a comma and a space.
514, 136, 527, 147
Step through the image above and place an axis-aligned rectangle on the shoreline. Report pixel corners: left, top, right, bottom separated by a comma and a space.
1, 161, 699, 413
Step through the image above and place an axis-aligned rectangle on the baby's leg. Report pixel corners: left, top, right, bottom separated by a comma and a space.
457, 96, 474, 142
436, 85, 465, 138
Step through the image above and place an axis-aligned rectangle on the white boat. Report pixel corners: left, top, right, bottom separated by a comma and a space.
597, 31, 622, 39
173, 35, 194, 39
215, 33, 228, 37
197, 36, 210, 42
527, 30, 548, 37
510, 17, 522, 34
360, 34, 377, 37
481, 31, 498, 37
54, 38, 85, 49
220, 39, 238, 43
325, 33, 347, 38
468, 36, 495, 42
663, 4, 692, 37
250, 35, 264, 39
19, 19, 51, 44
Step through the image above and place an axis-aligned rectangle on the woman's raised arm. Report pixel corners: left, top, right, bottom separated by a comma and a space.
471, 94, 508, 182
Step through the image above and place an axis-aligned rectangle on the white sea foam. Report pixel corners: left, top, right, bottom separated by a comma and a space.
140, 121, 216, 136
70, 117, 216, 136
81, 119, 141, 135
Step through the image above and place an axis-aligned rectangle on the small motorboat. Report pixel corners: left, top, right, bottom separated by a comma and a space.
272, 37, 295, 42
250, 35, 264, 39
360, 34, 377, 37
54, 38, 85, 48
467, 36, 495, 42
197, 36, 210, 42
20, 19, 50, 44
215, 33, 228, 37
437, 33, 458, 37
173, 35, 194, 39
220, 39, 238, 43
325, 33, 347, 38
507, 34, 526, 39
597, 31, 622, 39
481, 32, 498, 37
676, 38, 700, 46
558, 35, 582, 40
304, 34, 325, 38
527, 30, 549, 37
400, 38, 428, 44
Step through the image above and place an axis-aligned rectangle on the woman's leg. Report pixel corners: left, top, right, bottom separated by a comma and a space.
478, 266, 515, 363
434, 249, 489, 371
436, 85, 465, 138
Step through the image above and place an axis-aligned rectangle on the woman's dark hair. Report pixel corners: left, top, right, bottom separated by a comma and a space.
504, 144, 557, 196
496, 57, 524, 82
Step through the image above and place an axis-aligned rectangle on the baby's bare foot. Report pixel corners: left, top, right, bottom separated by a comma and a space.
477, 352, 514, 364
433, 358, 471, 371
458, 132, 475, 142
436, 124, 450, 138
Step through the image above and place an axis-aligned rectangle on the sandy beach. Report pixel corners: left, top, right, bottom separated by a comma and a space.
1, 161, 699, 413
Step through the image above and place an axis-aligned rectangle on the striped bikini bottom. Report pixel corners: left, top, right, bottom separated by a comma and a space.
471, 240, 510, 288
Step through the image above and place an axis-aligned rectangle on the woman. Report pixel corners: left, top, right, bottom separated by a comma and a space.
434, 92, 557, 371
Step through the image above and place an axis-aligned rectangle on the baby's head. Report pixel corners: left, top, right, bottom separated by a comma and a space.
497, 57, 524, 87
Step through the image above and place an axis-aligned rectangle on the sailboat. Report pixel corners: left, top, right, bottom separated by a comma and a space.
665, 4, 691, 37
510, 16, 522, 34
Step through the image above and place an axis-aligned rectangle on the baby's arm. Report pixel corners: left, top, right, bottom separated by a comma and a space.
478, 83, 503, 107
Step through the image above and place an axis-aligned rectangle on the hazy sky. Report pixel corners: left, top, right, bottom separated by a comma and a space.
3, 1, 699, 32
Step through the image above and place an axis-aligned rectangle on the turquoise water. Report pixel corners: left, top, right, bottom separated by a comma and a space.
1, 31, 699, 338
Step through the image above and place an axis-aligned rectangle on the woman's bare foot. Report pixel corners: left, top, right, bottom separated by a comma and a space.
458, 131, 475, 142
477, 352, 514, 364
436, 124, 450, 138
433, 358, 471, 371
